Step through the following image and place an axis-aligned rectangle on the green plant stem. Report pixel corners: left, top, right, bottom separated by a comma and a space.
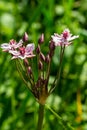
49, 46, 65, 93
37, 104, 45, 130
46, 58, 52, 90
15, 60, 28, 86
55, 46, 65, 85
15, 60, 32, 91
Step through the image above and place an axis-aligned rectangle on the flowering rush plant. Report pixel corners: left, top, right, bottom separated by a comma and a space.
1, 29, 79, 130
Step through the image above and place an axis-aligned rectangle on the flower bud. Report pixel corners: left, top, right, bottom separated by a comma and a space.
36, 80, 40, 88
24, 59, 29, 67
36, 77, 41, 88
49, 50, 54, 57
38, 33, 44, 44
36, 45, 40, 54
45, 54, 50, 63
28, 66, 32, 75
40, 52, 45, 61
38, 61, 43, 70
22, 32, 29, 42
36, 77, 45, 87
49, 40, 55, 51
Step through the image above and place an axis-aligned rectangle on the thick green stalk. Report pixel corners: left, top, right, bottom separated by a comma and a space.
36, 104, 45, 130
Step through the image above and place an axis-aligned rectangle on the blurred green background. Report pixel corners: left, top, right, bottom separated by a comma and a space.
0, 0, 87, 130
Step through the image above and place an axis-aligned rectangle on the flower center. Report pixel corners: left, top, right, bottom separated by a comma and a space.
19, 47, 25, 55
63, 31, 69, 39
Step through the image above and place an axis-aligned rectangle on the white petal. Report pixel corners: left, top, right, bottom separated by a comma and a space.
68, 35, 79, 41
9, 50, 20, 56
1, 43, 8, 46
53, 33, 61, 37
17, 39, 23, 47
55, 42, 61, 46
52, 36, 61, 43
26, 43, 35, 53
64, 28, 70, 33
1, 43, 11, 49
18, 55, 25, 59
11, 56, 18, 59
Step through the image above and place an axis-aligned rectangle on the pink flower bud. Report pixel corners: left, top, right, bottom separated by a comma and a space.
22, 32, 29, 42
40, 52, 45, 61
36, 78, 41, 88
49, 40, 55, 51
38, 33, 44, 44
36, 45, 40, 54
36, 77, 45, 88
45, 54, 50, 63
28, 66, 32, 75
38, 61, 43, 70
24, 59, 29, 67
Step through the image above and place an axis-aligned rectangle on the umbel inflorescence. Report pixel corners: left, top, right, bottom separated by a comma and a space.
1, 29, 79, 105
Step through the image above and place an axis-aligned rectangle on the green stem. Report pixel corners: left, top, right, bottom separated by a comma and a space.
37, 104, 45, 130
15, 60, 32, 91
55, 46, 65, 85
15, 60, 28, 86
45, 58, 52, 90
49, 46, 65, 93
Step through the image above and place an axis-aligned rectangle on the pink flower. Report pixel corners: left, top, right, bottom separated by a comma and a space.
9, 43, 35, 59
51, 29, 79, 46
1, 39, 23, 52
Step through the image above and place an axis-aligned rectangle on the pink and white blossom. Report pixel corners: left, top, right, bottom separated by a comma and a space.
51, 29, 79, 46
9, 43, 35, 59
1, 39, 23, 52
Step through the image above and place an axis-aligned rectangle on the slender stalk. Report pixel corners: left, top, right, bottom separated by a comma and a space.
45, 58, 52, 89
37, 55, 41, 78
36, 104, 45, 130
49, 46, 65, 93
18, 59, 25, 71
29, 58, 35, 82
46, 59, 51, 80
15, 60, 32, 91
15, 60, 28, 86
55, 46, 65, 85
42, 62, 45, 79
25, 64, 34, 87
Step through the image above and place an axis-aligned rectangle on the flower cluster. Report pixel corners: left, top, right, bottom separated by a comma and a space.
1, 32, 35, 59
1, 29, 79, 105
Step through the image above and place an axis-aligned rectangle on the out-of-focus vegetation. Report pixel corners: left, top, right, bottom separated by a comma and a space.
0, 0, 87, 130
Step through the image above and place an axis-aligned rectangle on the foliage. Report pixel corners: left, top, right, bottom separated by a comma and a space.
0, 0, 87, 130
